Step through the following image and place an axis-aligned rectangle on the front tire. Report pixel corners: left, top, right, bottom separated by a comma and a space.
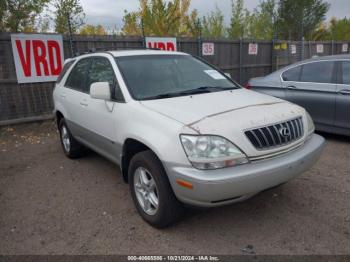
58, 118, 85, 158
128, 150, 184, 228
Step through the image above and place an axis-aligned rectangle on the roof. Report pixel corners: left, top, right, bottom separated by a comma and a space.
303, 54, 350, 62
271, 53, 350, 75
287, 54, 350, 67
63, 49, 189, 64
109, 49, 188, 57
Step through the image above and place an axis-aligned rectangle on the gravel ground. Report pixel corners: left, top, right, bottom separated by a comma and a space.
0, 121, 349, 255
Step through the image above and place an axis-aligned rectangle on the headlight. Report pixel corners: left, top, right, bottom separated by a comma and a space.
180, 135, 248, 170
305, 111, 315, 136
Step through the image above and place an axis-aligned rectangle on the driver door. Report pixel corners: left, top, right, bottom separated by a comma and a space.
283, 61, 337, 127
80, 56, 125, 164
335, 60, 350, 130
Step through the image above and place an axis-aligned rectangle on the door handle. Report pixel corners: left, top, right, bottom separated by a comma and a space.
80, 99, 88, 106
60, 93, 66, 98
287, 85, 297, 89
339, 89, 350, 95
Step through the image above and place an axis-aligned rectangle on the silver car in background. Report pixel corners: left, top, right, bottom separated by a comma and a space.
247, 54, 350, 136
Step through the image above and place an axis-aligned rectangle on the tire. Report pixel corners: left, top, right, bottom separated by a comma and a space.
58, 118, 85, 158
128, 150, 184, 228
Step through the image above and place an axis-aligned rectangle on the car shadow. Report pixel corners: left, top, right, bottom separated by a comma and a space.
316, 131, 350, 143
180, 185, 284, 218
68, 137, 341, 232
79, 147, 302, 228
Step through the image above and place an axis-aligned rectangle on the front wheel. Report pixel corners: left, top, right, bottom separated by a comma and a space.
128, 150, 184, 228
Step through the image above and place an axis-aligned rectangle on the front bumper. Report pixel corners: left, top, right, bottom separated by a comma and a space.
164, 134, 325, 207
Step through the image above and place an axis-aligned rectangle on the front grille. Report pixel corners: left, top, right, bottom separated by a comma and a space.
245, 117, 304, 150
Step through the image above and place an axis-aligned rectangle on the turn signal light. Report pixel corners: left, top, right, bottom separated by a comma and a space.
176, 179, 193, 189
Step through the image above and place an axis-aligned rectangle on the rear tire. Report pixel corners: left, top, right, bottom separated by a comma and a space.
58, 118, 85, 158
128, 150, 184, 228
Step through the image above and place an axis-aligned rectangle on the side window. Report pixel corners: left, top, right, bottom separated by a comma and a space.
342, 61, 350, 85
87, 57, 124, 102
56, 60, 75, 83
65, 59, 90, 91
301, 61, 335, 84
282, 66, 301, 81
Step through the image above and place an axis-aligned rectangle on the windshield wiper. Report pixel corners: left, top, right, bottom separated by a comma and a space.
193, 86, 238, 91
143, 88, 212, 100
143, 93, 184, 100
143, 86, 238, 100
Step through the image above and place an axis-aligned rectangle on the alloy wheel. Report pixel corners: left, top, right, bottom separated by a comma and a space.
61, 125, 71, 153
133, 167, 159, 216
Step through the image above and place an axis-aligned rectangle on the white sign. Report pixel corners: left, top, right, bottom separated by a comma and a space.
202, 42, 215, 56
342, 43, 349, 52
248, 43, 258, 55
204, 70, 225, 80
290, 44, 297, 54
11, 34, 64, 84
316, 44, 324, 54
145, 37, 177, 51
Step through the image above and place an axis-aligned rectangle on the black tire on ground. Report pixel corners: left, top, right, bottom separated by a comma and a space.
58, 118, 85, 159
128, 150, 184, 228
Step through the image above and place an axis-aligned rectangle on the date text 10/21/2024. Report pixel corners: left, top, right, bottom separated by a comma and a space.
127, 256, 220, 261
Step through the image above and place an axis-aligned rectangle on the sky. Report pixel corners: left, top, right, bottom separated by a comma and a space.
81, 0, 350, 30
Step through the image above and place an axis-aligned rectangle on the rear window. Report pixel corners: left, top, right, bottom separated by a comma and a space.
342, 61, 350, 85
282, 66, 301, 81
56, 60, 75, 83
300, 61, 335, 84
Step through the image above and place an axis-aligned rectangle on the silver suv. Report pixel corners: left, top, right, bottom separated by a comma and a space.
53, 50, 325, 228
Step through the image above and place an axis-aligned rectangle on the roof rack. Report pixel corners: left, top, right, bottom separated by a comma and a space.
78, 46, 161, 55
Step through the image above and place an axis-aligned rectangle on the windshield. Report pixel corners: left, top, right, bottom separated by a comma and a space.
115, 55, 239, 100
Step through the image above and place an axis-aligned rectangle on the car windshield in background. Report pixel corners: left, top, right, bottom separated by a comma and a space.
116, 55, 239, 100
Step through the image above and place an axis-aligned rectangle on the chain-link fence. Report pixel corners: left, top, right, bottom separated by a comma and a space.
272, 39, 349, 70
0, 32, 349, 124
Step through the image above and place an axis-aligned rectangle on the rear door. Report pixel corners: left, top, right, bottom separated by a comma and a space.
335, 60, 350, 130
280, 65, 301, 100
283, 61, 337, 127
62, 58, 91, 138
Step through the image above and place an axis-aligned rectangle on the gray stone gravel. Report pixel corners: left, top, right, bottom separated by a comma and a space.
0, 121, 349, 255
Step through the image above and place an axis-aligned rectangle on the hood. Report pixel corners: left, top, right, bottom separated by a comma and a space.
140, 89, 284, 126
140, 88, 306, 158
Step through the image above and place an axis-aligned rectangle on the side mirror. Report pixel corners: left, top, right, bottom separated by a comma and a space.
90, 82, 111, 100
224, 73, 232, 79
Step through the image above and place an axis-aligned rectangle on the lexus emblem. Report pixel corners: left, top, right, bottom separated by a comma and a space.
279, 126, 291, 137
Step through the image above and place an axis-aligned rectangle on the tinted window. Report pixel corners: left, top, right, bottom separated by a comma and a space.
282, 66, 301, 81
301, 61, 335, 84
342, 61, 350, 85
56, 60, 75, 83
65, 59, 90, 91
87, 57, 124, 101
116, 55, 238, 100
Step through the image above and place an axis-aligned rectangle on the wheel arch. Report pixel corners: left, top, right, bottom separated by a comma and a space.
56, 110, 64, 127
121, 138, 164, 183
